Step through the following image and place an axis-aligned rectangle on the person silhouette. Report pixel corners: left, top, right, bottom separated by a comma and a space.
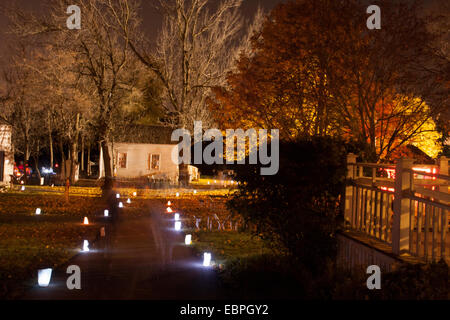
103, 178, 119, 276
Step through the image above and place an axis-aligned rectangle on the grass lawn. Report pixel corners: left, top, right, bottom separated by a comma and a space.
0, 185, 281, 299
0, 191, 108, 299
175, 195, 311, 299
1, 185, 221, 299
190, 177, 237, 188
190, 229, 307, 299
165, 194, 271, 267
192, 231, 272, 266
0, 184, 171, 299
14, 184, 232, 199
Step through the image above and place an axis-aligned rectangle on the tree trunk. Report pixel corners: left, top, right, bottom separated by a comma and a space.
33, 155, 41, 181
87, 143, 91, 176
81, 135, 85, 173
24, 134, 30, 184
59, 139, 66, 181
34, 141, 41, 182
100, 138, 114, 197
70, 113, 80, 184
69, 144, 75, 184
48, 111, 54, 168
101, 140, 112, 178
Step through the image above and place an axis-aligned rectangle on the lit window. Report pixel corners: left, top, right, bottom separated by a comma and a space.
148, 154, 160, 171
118, 153, 127, 169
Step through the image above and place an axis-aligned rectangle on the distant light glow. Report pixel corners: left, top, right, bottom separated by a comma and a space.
203, 253, 212, 267
104, 209, 109, 217
35, 208, 41, 215
116, 194, 120, 199
167, 201, 171, 206
384, 166, 438, 180
133, 192, 137, 197
175, 221, 181, 231
82, 240, 89, 252
185, 234, 192, 245
38, 268, 53, 287
176, 192, 180, 197
83, 217, 89, 225
119, 202, 124, 208
174, 213, 180, 221
100, 227, 106, 237
167, 207, 173, 213
41, 167, 54, 174
21, 186, 25, 191
193, 190, 197, 194
127, 198, 131, 204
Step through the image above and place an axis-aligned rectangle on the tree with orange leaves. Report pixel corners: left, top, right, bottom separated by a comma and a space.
212, 0, 446, 161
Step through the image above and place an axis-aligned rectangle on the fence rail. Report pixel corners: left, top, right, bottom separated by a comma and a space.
345, 154, 449, 263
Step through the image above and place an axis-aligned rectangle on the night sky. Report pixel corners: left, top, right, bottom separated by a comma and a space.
0, 0, 444, 58
0, 0, 444, 70
0, 0, 285, 61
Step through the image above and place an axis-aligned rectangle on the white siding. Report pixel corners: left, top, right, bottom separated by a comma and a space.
0, 125, 14, 185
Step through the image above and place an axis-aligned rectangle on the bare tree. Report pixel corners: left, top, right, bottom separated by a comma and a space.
0, 53, 46, 180
5, 0, 141, 186
116, 0, 257, 130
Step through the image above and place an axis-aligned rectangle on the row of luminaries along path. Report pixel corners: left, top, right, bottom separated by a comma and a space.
31, 189, 239, 292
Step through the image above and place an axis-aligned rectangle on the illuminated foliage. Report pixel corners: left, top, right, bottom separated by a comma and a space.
213, 0, 445, 161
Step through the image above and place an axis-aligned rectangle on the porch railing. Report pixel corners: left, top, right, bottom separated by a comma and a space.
345, 154, 449, 263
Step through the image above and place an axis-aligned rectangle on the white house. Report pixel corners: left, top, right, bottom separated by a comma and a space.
99, 125, 179, 183
0, 123, 14, 186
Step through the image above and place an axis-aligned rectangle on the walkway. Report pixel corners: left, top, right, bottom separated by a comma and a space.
22, 201, 224, 300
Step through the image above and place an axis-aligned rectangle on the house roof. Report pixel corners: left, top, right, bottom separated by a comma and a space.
113, 125, 177, 145
406, 144, 434, 163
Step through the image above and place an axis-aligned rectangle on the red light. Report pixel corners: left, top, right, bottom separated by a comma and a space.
385, 168, 395, 179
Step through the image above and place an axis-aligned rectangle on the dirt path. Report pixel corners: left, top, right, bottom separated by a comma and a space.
22, 201, 225, 300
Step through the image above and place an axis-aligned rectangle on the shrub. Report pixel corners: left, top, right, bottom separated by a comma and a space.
218, 254, 310, 299
228, 137, 348, 275
370, 261, 450, 300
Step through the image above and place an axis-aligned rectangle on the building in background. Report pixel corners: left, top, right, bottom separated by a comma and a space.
179, 164, 200, 184
0, 123, 14, 186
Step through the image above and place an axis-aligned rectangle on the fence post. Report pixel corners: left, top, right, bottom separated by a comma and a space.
437, 156, 448, 193
437, 156, 448, 176
392, 158, 414, 255
345, 153, 357, 225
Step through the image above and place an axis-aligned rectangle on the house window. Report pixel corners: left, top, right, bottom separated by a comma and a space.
118, 153, 127, 169
148, 154, 160, 171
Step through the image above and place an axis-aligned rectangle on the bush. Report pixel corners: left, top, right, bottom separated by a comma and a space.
218, 254, 356, 300
218, 254, 310, 299
228, 137, 348, 275
371, 261, 450, 300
